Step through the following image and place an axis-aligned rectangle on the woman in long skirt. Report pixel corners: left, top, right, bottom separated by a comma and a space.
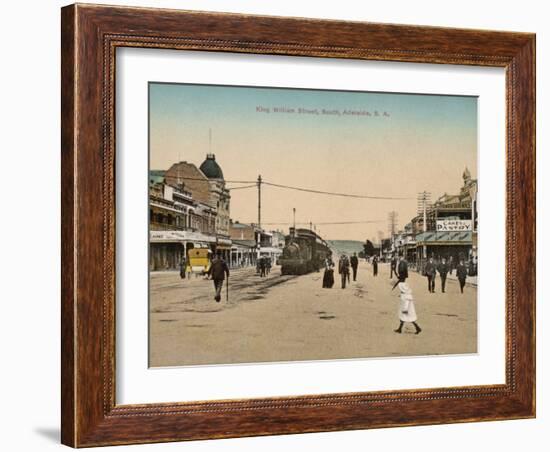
393, 280, 421, 334
322, 257, 335, 288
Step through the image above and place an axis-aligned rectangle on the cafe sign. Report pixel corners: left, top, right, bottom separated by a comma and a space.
436, 219, 472, 232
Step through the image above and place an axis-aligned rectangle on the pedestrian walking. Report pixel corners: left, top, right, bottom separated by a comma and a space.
468, 257, 476, 276
390, 255, 397, 278
179, 256, 186, 279
437, 257, 449, 293
350, 252, 359, 281
424, 257, 436, 293
456, 259, 468, 293
322, 256, 335, 288
373, 256, 379, 276
258, 256, 266, 277
392, 279, 422, 334
397, 255, 408, 281
207, 253, 229, 302
338, 254, 350, 289
448, 255, 454, 276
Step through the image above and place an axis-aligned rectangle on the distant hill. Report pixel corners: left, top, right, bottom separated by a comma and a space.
327, 240, 364, 256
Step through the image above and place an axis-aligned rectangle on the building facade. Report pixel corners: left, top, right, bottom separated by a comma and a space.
199, 154, 231, 239
392, 223, 417, 265
415, 168, 478, 271
228, 221, 258, 267
160, 154, 233, 263
149, 170, 219, 270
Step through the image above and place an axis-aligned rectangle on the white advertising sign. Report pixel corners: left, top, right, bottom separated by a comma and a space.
436, 219, 472, 232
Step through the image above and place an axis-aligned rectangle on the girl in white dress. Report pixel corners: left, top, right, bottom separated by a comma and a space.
392, 280, 422, 334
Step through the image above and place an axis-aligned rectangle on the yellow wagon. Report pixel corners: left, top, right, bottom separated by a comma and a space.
186, 248, 212, 275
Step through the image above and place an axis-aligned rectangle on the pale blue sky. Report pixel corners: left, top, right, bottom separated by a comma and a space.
149, 82, 477, 241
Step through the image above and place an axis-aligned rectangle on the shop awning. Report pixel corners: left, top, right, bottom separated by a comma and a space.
415, 231, 472, 245
260, 247, 283, 255
150, 230, 216, 244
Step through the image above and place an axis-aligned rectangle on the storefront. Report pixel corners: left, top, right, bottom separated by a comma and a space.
212, 237, 232, 263
149, 230, 216, 271
229, 241, 257, 268
415, 230, 473, 272
260, 246, 283, 265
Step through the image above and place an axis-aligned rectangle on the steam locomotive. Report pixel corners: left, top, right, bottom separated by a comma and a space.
280, 228, 332, 275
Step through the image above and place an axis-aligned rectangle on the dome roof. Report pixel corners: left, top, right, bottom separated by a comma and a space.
199, 154, 224, 179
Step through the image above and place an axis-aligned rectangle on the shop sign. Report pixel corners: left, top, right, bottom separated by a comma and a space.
436, 219, 472, 232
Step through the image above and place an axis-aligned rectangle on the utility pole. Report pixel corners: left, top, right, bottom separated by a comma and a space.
257, 174, 262, 229
378, 230, 384, 259
257, 174, 262, 263
417, 191, 431, 261
388, 211, 398, 253
293, 208, 296, 231
388, 211, 398, 236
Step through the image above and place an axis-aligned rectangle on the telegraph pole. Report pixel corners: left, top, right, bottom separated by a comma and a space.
257, 174, 262, 229
417, 191, 431, 261
257, 174, 262, 263
388, 211, 398, 236
388, 211, 398, 253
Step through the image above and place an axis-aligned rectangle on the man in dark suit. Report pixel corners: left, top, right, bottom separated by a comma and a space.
338, 254, 350, 289
258, 256, 266, 277
372, 256, 379, 276
437, 257, 449, 293
390, 255, 397, 278
208, 253, 229, 302
424, 257, 436, 293
350, 252, 359, 281
397, 255, 409, 281
456, 259, 468, 294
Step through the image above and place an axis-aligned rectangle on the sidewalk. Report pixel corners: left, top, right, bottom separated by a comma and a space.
446, 271, 478, 287
150, 265, 274, 276
379, 263, 477, 287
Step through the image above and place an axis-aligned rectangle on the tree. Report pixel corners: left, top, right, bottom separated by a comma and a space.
363, 240, 375, 257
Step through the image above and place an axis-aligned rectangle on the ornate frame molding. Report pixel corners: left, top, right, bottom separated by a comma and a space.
62, 4, 535, 447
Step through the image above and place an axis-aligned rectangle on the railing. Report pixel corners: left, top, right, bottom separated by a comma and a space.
150, 222, 198, 232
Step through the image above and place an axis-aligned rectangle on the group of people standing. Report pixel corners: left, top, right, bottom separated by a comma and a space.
322, 252, 360, 289
422, 256, 469, 294
257, 256, 272, 277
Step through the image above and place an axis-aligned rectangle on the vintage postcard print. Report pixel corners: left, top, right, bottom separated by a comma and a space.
148, 82, 478, 367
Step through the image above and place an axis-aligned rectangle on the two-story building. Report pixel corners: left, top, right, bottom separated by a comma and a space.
415, 168, 478, 268
164, 154, 232, 260
149, 172, 218, 271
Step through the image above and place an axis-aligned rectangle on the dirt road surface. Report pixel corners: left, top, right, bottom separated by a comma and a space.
149, 261, 477, 367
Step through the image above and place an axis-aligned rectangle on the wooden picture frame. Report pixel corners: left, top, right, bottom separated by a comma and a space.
61, 3, 535, 447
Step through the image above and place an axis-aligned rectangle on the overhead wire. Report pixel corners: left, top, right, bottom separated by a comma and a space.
261, 181, 414, 200
241, 221, 383, 226
156, 175, 413, 200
